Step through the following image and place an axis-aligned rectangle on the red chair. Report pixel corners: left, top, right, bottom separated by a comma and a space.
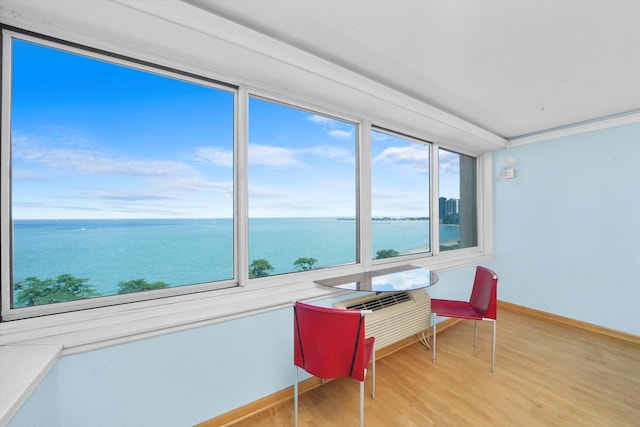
431, 266, 498, 371
293, 301, 375, 427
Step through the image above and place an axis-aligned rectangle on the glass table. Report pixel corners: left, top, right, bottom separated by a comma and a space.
314, 264, 439, 293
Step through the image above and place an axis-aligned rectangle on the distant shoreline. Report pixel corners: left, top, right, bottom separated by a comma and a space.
16, 216, 430, 222
337, 216, 430, 221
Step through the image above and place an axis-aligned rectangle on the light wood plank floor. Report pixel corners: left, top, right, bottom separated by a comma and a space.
228, 309, 640, 426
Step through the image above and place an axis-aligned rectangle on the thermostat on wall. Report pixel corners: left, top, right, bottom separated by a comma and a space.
500, 157, 516, 179
501, 167, 515, 179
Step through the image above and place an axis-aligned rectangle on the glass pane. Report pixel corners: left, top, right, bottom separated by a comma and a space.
10, 39, 235, 307
439, 148, 478, 251
371, 130, 430, 259
248, 97, 356, 277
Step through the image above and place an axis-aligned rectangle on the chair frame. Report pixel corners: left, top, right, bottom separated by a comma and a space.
431, 266, 498, 372
293, 301, 375, 427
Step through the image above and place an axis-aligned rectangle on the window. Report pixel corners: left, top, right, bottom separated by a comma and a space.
438, 148, 478, 251
5, 36, 235, 311
247, 97, 357, 277
371, 129, 430, 260
2, 30, 485, 321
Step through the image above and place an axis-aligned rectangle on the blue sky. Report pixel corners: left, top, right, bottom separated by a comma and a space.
11, 38, 460, 220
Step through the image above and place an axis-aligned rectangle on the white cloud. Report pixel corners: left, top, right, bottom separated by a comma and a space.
301, 145, 351, 159
13, 134, 198, 178
249, 144, 304, 167
371, 131, 391, 142
438, 151, 460, 175
196, 142, 353, 169
328, 129, 353, 139
373, 145, 429, 173
248, 185, 292, 198
193, 146, 233, 167
11, 132, 238, 218
90, 191, 176, 201
307, 113, 354, 140
372, 270, 432, 291
161, 176, 234, 195
307, 114, 337, 125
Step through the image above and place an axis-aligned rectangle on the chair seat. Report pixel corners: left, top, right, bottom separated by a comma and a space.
431, 298, 483, 320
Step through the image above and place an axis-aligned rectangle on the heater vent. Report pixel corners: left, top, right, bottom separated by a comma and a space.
344, 292, 412, 311
334, 289, 431, 350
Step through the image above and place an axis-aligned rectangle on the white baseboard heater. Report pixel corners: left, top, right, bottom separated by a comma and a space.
334, 289, 431, 350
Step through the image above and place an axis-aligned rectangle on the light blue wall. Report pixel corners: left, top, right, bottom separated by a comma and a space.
9, 309, 294, 427
492, 122, 640, 336
67, 309, 296, 427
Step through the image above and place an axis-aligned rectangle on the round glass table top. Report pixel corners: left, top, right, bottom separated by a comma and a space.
314, 265, 438, 293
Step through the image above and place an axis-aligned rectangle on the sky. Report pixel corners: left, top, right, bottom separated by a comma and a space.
10, 38, 461, 220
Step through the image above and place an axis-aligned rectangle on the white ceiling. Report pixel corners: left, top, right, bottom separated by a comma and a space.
182, 0, 640, 140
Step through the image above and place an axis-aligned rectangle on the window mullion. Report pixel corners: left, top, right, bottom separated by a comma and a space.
431, 144, 441, 255
1, 32, 13, 318
479, 152, 494, 256
236, 87, 249, 285
359, 120, 372, 270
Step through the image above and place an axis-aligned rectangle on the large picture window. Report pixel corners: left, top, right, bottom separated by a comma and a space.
2, 30, 485, 320
248, 97, 357, 277
7, 37, 235, 309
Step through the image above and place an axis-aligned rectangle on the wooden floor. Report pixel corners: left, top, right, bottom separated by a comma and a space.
227, 309, 640, 426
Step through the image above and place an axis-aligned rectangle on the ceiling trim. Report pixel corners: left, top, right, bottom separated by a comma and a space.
508, 110, 640, 147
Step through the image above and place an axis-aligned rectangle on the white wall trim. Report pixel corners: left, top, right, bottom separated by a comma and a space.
508, 110, 640, 146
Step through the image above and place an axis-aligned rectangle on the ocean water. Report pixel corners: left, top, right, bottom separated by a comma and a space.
12, 218, 460, 297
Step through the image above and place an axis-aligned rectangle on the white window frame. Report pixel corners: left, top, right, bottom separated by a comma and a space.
1, 31, 240, 320
369, 126, 434, 266
244, 93, 360, 277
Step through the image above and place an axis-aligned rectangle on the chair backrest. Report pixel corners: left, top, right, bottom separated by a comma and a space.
294, 301, 369, 381
469, 266, 499, 320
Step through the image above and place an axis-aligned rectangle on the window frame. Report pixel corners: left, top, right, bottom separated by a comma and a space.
0, 27, 494, 327
1, 30, 241, 320
245, 94, 360, 277
369, 126, 434, 265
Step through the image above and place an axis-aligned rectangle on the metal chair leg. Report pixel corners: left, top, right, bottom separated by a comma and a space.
371, 347, 376, 399
431, 312, 437, 364
491, 319, 496, 372
359, 380, 364, 427
294, 366, 299, 427
474, 320, 478, 347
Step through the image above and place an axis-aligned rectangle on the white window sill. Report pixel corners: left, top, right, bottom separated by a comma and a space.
0, 344, 62, 426
0, 250, 489, 351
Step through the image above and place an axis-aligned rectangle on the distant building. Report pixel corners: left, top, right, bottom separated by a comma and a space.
439, 197, 460, 224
